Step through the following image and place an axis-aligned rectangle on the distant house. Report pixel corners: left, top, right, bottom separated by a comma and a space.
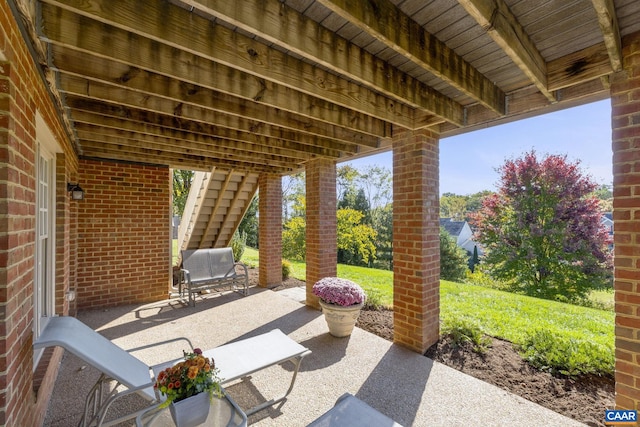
440, 218, 483, 256
602, 212, 614, 249
602, 212, 613, 236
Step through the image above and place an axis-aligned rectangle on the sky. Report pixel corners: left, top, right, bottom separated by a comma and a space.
341, 99, 613, 195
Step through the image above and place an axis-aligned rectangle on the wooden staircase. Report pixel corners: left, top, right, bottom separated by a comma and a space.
178, 168, 259, 251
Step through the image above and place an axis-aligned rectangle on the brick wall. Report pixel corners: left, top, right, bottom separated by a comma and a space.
258, 173, 282, 287
76, 160, 171, 309
305, 159, 337, 308
612, 30, 640, 410
392, 128, 440, 353
0, 1, 79, 425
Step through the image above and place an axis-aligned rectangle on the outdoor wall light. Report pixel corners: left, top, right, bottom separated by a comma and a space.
67, 183, 85, 200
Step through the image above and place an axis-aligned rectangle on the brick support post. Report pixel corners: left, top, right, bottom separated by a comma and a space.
392, 128, 440, 353
258, 173, 282, 287
305, 159, 337, 308
612, 30, 640, 410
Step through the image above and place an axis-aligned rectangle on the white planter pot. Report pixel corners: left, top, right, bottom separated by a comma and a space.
319, 300, 364, 337
169, 392, 211, 427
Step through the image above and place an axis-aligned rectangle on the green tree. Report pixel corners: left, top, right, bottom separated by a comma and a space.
282, 216, 306, 261
440, 227, 469, 282
471, 151, 612, 302
358, 165, 392, 209
371, 203, 393, 270
440, 193, 468, 220
592, 184, 613, 212
440, 191, 494, 221
337, 208, 377, 265
172, 170, 194, 216
282, 173, 305, 220
338, 188, 371, 224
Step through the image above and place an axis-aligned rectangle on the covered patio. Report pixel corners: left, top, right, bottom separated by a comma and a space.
43, 289, 582, 426
2, 0, 640, 425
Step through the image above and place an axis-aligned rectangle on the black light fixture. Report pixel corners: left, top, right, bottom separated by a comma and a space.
67, 183, 85, 200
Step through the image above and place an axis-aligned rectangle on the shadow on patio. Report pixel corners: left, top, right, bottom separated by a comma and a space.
43, 287, 584, 426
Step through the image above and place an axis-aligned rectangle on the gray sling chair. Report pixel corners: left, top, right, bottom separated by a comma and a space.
33, 316, 311, 426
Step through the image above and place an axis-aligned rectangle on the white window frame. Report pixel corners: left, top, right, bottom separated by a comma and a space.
33, 112, 61, 367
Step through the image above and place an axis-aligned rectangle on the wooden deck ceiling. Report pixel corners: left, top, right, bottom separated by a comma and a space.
13, 0, 640, 174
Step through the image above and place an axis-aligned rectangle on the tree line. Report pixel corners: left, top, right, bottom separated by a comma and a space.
174, 150, 613, 303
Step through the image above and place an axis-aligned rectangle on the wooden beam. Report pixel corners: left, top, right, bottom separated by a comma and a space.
47, 43, 375, 150
58, 74, 363, 155
547, 42, 613, 91
591, 0, 622, 71
41, 0, 464, 126
40, 1, 431, 130
75, 126, 301, 169
459, 0, 556, 103
316, 0, 505, 115
79, 144, 290, 174
59, 73, 370, 154
70, 109, 345, 159
440, 78, 609, 138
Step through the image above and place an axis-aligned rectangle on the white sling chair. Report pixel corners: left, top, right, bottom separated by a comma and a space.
34, 316, 311, 426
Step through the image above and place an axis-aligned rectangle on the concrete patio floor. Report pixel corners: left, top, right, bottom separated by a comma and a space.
43, 287, 585, 426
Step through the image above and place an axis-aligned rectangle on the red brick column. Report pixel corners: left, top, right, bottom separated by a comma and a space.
612, 30, 640, 410
258, 173, 282, 287
306, 159, 337, 308
392, 128, 440, 353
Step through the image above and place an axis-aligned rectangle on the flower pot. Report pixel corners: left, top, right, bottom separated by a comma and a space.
319, 299, 364, 337
169, 392, 210, 427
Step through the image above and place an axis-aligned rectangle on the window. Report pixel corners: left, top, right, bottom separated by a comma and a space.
33, 112, 60, 366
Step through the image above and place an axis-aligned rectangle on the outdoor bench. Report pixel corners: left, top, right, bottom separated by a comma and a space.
179, 247, 249, 306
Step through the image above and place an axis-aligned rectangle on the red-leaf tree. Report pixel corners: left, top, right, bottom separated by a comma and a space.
470, 151, 612, 302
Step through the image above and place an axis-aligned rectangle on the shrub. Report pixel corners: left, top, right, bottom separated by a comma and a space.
441, 318, 491, 354
440, 227, 469, 282
230, 230, 247, 261
519, 329, 614, 377
282, 260, 291, 280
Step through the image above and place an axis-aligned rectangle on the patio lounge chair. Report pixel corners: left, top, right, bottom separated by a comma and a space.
33, 316, 311, 426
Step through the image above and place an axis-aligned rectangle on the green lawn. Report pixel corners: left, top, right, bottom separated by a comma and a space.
242, 247, 613, 346
241, 246, 614, 374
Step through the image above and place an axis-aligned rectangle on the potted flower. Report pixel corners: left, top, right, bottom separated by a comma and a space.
154, 348, 223, 427
312, 277, 366, 337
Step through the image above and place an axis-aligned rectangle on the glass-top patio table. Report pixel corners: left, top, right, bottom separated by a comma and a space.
135, 389, 247, 427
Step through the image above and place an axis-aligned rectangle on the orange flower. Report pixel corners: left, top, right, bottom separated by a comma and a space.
196, 356, 206, 368
187, 365, 199, 379
154, 348, 222, 408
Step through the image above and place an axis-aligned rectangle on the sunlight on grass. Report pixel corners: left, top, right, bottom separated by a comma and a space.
440, 280, 613, 348
240, 247, 613, 360
172, 239, 179, 266
589, 289, 614, 310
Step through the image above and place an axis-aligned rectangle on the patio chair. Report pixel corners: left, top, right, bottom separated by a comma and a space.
179, 248, 249, 306
33, 316, 311, 426
307, 393, 404, 427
